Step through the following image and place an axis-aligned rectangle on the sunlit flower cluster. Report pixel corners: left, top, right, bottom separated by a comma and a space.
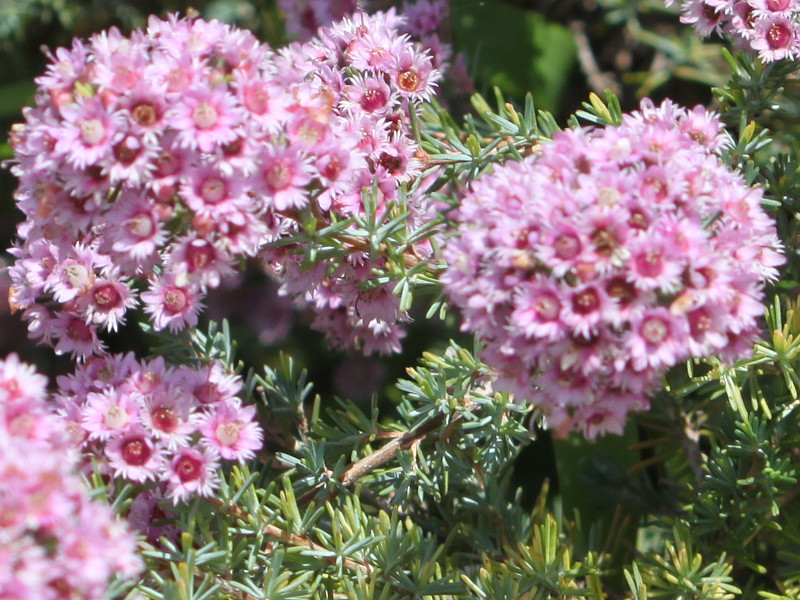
442, 99, 784, 438
6, 10, 440, 359
667, 0, 800, 62
0, 353, 142, 598
53, 353, 263, 504
278, 0, 453, 70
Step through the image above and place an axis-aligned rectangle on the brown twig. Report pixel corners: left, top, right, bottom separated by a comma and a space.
569, 20, 621, 96
296, 401, 477, 509
341, 411, 450, 487
205, 497, 370, 574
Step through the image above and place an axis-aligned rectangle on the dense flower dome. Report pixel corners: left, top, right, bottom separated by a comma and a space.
442, 99, 784, 438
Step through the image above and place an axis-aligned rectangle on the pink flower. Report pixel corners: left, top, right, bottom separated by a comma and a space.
625, 307, 690, 371
198, 400, 263, 462
0, 353, 48, 406
105, 191, 166, 269
141, 272, 205, 332
168, 85, 244, 153
255, 144, 313, 211
51, 312, 106, 358
179, 164, 248, 216
81, 388, 139, 441
342, 74, 397, 116
165, 445, 221, 504
177, 360, 243, 406
55, 96, 125, 169
165, 234, 235, 288
392, 48, 439, 101
105, 425, 164, 482
46, 243, 108, 303
138, 388, 197, 449
79, 276, 138, 332
750, 14, 799, 60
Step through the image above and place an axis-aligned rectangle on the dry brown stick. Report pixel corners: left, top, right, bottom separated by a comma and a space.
206, 497, 370, 574
295, 401, 477, 509
569, 20, 621, 96
341, 411, 450, 487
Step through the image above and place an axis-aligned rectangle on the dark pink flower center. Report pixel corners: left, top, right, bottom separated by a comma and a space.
132, 102, 158, 126
94, 283, 121, 308
635, 249, 664, 277
122, 437, 152, 466
194, 383, 217, 405
175, 453, 203, 482
606, 278, 636, 309
67, 318, 92, 341
591, 227, 618, 257
768, 22, 792, 49
186, 241, 214, 271
155, 151, 180, 177
644, 176, 668, 200
152, 407, 178, 433
628, 209, 649, 230
689, 309, 713, 336
586, 410, 609, 426
164, 288, 189, 313
703, 4, 720, 22
398, 69, 421, 92
360, 89, 387, 112
223, 138, 243, 155
113, 136, 142, 164
378, 152, 403, 174
321, 156, 341, 180
572, 288, 600, 314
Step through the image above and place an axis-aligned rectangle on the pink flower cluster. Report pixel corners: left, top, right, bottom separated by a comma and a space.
667, 0, 800, 61
6, 10, 439, 358
442, 99, 784, 439
279, 0, 454, 74
0, 353, 142, 599
53, 353, 263, 504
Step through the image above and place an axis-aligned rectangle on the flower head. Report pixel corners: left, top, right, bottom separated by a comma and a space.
443, 99, 784, 438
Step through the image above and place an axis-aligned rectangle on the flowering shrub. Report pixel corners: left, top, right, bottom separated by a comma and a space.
5, 1, 800, 598
667, 0, 800, 61
0, 353, 141, 599
442, 99, 784, 438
